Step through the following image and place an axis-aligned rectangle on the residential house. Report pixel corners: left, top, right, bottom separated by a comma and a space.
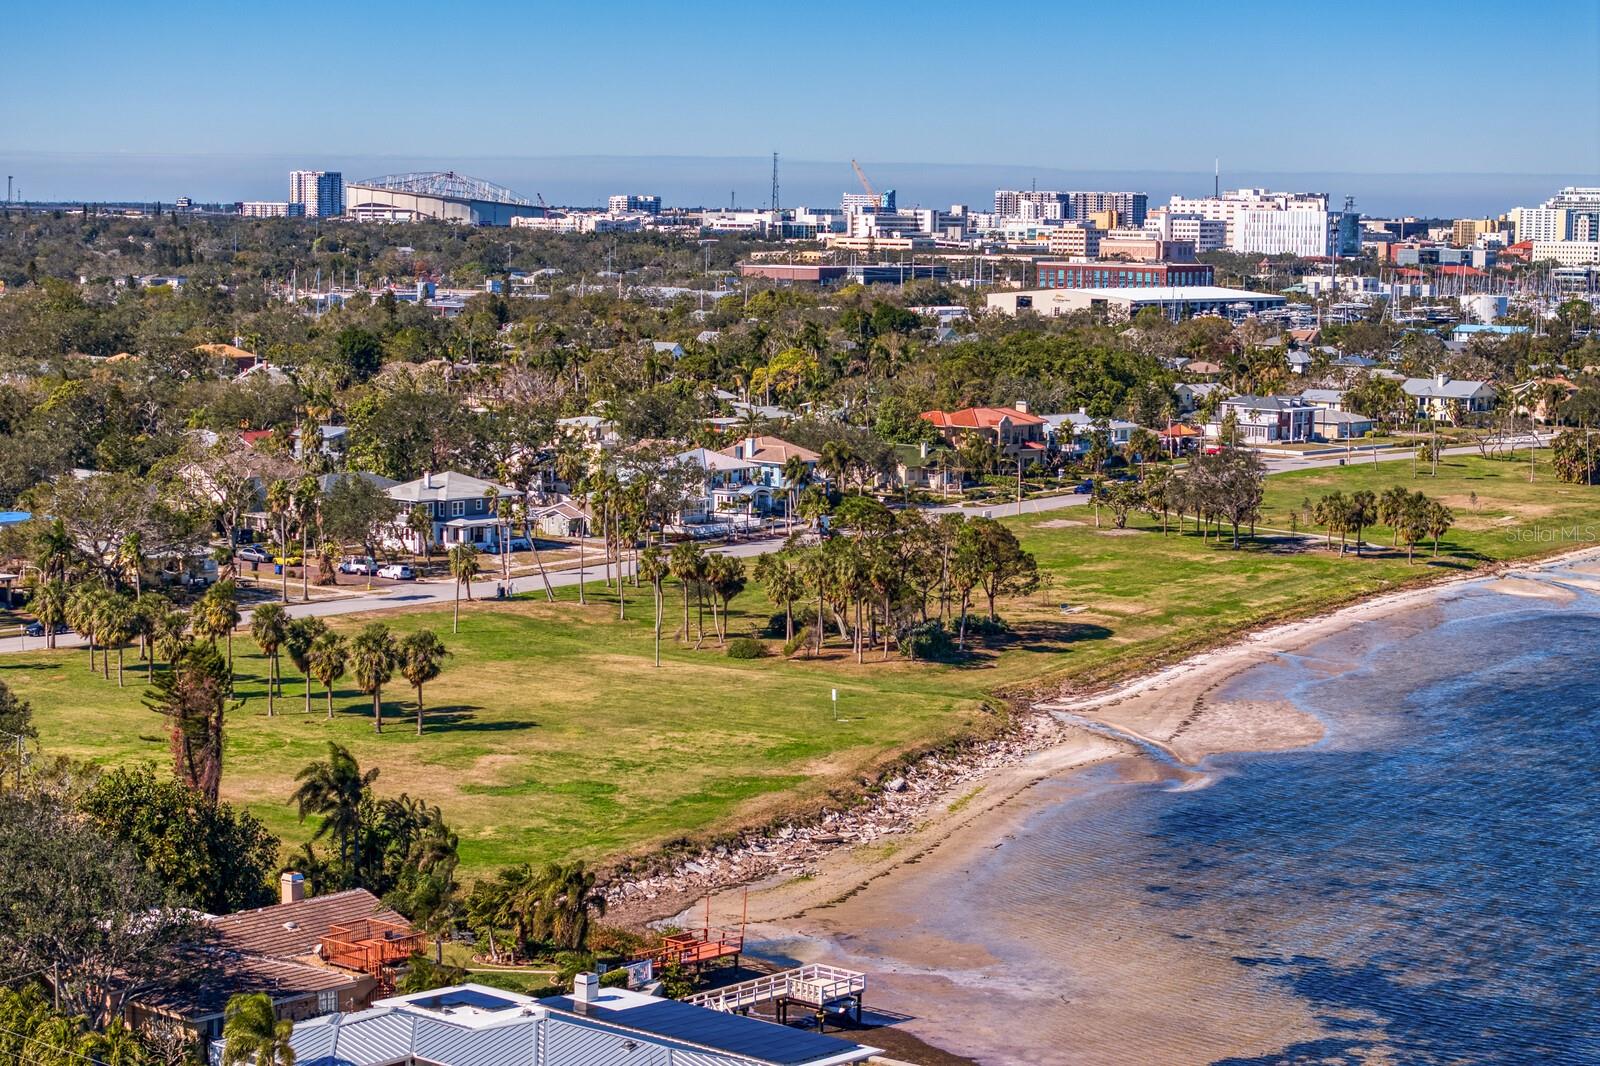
1298, 388, 1347, 411
1040, 409, 1140, 458
387, 471, 519, 552
1286, 350, 1314, 375
893, 442, 962, 495
674, 446, 764, 526
647, 340, 686, 360
919, 404, 1048, 464
218, 979, 878, 1066
1314, 408, 1376, 440
715, 436, 820, 512
1174, 381, 1230, 415
1208, 395, 1317, 443
293, 424, 349, 461
1401, 374, 1496, 422
530, 500, 590, 539
128, 879, 419, 1044
555, 415, 621, 452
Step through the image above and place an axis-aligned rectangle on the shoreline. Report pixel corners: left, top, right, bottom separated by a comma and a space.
643, 542, 1600, 1063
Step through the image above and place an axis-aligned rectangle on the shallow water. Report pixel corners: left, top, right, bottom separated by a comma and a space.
768, 572, 1600, 1063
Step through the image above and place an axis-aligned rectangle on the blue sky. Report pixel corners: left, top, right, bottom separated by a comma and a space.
3, 0, 1598, 211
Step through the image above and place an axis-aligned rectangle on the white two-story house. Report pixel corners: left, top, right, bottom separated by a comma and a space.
1207, 396, 1317, 444
387, 471, 519, 552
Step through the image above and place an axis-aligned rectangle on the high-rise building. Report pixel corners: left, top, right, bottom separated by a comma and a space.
289, 170, 344, 218
1165, 189, 1356, 256
993, 190, 1147, 226
1511, 188, 1600, 243
608, 194, 661, 215
842, 189, 896, 214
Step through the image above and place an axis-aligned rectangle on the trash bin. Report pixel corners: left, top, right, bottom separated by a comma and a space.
274, 564, 284, 575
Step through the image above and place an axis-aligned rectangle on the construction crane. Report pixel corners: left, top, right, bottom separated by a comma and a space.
535, 192, 551, 214
850, 159, 878, 203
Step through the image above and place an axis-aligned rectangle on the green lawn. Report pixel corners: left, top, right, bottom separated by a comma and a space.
5, 454, 1596, 879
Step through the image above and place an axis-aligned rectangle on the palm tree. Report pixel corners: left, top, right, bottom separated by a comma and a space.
668, 541, 707, 646
406, 505, 433, 572
220, 992, 296, 1066
1378, 485, 1411, 547
398, 629, 450, 735
780, 455, 810, 533
114, 531, 144, 598
267, 479, 293, 604
195, 580, 242, 673
638, 546, 668, 667
34, 516, 75, 582
447, 544, 479, 634
284, 615, 328, 715
99, 592, 136, 686
753, 552, 801, 641
290, 741, 376, 880
250, 603, 289, 716
532, 861, 608, 952
152, 607, 190, 669
294, 475, 321, 602
29, 579, 66, 650
1348, 490, 1377, 558
349, 623, 397, 733
704, 554, 745, 645
308, 631, 348, 720
65, 583, 102, 672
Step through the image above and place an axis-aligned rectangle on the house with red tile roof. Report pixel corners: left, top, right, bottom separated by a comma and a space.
919, 404, 1048, 463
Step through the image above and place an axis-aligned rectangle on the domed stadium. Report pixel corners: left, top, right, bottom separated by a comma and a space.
344, 171, 546, 226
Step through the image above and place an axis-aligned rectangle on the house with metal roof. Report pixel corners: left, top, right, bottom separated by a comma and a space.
213, 979, 878, 1066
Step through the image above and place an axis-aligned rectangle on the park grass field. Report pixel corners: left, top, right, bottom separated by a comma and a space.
6, 453, 1599, 879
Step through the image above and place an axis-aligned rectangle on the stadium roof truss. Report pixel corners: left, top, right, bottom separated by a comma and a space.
350, 171, 530, 205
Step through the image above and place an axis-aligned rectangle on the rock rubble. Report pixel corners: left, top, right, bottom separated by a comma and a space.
604, 708, 1068, 908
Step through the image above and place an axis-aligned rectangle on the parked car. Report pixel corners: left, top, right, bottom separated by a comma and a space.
339, 556, 378, 575
377, 563, 416, 581
24, 621, 70, 638
235, 545, 274, 564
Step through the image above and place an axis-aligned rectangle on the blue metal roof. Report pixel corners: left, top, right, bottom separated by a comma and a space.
541, 996, 867, 1065
0, 511, 31, 525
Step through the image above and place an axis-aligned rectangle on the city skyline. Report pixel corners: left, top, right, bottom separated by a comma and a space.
2, 151, 1592, 219
3, 0, 1597, 212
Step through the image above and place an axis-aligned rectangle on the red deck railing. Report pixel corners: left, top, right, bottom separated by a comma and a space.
320, 919, 427, 979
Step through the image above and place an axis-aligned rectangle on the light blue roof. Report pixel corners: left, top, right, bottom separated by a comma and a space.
0, 511, 31, 526
1452, 324, 1530, 335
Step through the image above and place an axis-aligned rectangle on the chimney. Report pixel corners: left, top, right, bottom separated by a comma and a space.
1435, 372, 1447, 387
572, 972, 599, 1006
280, 871, 305, 905
1078, 406, 1088, 417
1014, 400, 1029, 414
423, 470, 434, 489
743, 435, 759, 459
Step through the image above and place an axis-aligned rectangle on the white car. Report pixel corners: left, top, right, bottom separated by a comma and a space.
339, 556, 378, 575
235, 545, 274, 564
377, 563, 416, 581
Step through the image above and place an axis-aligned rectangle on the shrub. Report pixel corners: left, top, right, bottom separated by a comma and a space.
600, 967, 631, 988
783, 626, 813, 658
726, 637, 768, 659
898, 620, 956, 662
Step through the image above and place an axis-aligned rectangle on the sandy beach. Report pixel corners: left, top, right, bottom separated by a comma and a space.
687, 545, 1600, 1064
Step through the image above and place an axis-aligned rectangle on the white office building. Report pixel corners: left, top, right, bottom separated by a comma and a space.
240, 201, 305, 218
1531, 240, 1600, 266
607, 194, 661, 215
1145, 209, 1228, 252
289, 170, 344, 218
1164, 189, 1357, 256
1512, 188, 1600, 243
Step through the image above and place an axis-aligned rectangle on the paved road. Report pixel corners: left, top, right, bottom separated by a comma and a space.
0, 435, 1544, 655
